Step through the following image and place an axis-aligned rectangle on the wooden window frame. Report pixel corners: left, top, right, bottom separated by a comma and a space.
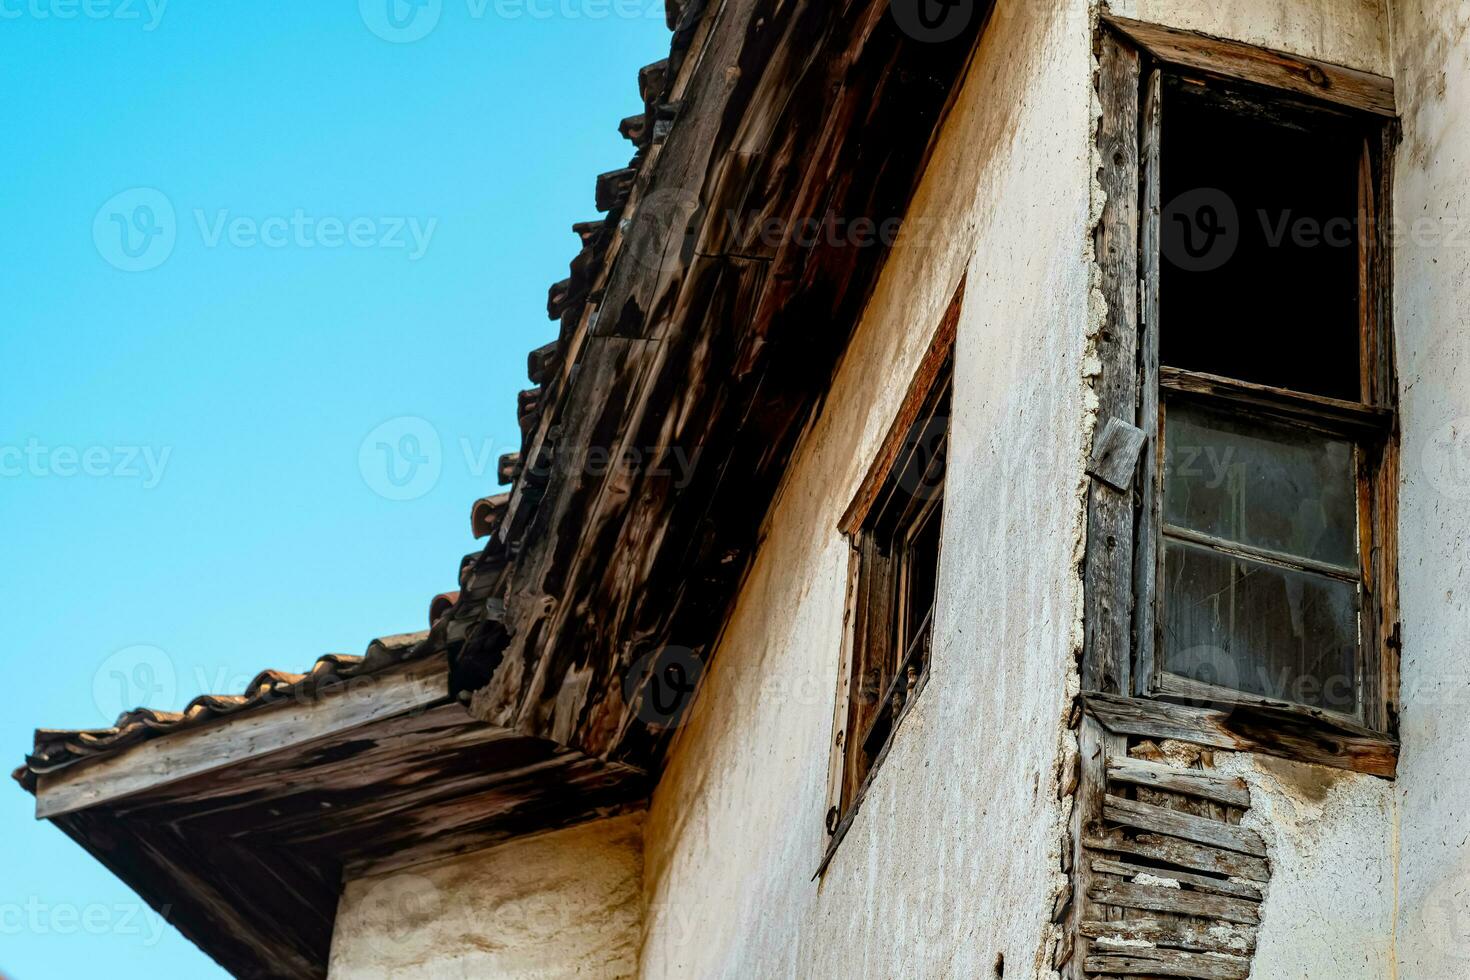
1085, 18, 1401, 776
818, 279, 962, 874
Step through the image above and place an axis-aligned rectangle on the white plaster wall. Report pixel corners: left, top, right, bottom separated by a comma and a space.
1391, 0, 1470, 976
327, 813, 644, 980
1104, 0, 1392, 74
640, 1, 1097, 976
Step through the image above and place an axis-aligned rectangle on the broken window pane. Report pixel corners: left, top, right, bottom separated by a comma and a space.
1165, 403, 1358, 569
1162, 539, 1359, 714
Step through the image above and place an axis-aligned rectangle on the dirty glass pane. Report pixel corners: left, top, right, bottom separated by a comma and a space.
1162, 539, 1359, 714
1164, 403, 1358, 569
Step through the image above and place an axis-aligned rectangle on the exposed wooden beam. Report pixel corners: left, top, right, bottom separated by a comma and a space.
37, 655, 452, 819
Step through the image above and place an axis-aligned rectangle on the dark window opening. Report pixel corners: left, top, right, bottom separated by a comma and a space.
839, 361, 950, 817
1160, 76, 1363, 401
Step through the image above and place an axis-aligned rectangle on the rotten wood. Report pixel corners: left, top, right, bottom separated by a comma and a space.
1102, 795, 1267, 858
1081, 916, 1256, 957
1085, 831, 1269, 883
1089, 877, 1261, 926
1133, 67, 1163, 697
1160, 365, 1393, 439
1102, 14, 1395, 117
1105, 756, 1250, 809
1091, 857, 1262, 901
1085, 943, 1252, 980
1083, 33, 1142, 697
1084, 691, 1398, 778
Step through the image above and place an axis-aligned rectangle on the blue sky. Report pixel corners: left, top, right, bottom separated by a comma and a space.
0, 2, 670, 975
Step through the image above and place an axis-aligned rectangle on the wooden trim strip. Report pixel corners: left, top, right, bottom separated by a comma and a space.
1085, 832, 1269, 883
1085, 942, 1253, 980
1081, 917, 1257, 957
1161, 366, 1394, 437
1102, 13, 1396, 117
1103, 794, 1267, 858
1105, 755, 1250, 808
1083, 691, 1398, 777
838, 276, 964, 536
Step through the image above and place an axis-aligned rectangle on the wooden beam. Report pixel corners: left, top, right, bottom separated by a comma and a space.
1102, 14, 1396, 117
1086, 943, 1252, 979
1086, 832, 1269, 883
37, 655, 451, 819
1089, 876, 1261, 926
1083, 691, 1399, 777
1103, 795, 1267, 858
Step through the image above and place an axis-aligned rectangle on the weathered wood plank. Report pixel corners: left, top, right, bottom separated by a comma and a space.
1106, 756, 1251, 809
1102, 14, 1395, 117
1083, 32, 1142, 697
1089, 878, 1261, 926
1086, 831, 1269, 883
1092, 857, 1263, 900
1086, 943, 1252, 979
36, 655, 452, 820
1133, 66, 1163, 696
1066, 717, 1127, 979
1084, 692, 1398, 778
1082, 916, 1256, 956
1103, 795, 1267, 858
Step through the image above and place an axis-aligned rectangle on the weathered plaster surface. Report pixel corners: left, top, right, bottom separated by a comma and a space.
1392, 0, 1470, 976
1209, 751, 1397, 977
327, 813, 643, 980
640, 2, 1097, 977
1104, 0, 1392, 74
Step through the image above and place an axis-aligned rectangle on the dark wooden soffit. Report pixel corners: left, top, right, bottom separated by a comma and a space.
30, 655, 648, 980
450, 0, 991, 772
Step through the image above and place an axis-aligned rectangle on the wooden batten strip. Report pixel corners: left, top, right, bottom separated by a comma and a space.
1102, 13, 1395, 117
1085, 832, 1269, 883
1091, 857, 1262, 901
1089, 878, 1261, 927
1106, 756, 1251, 808
1103, 795, 1267, 858
1082, 916, 1256, 957
1085, 944, 1252, 980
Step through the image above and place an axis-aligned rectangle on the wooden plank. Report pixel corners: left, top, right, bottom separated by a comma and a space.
36, 655, 452, 819
1092, 857, 1262, 900
1088, 418, 1147, 493
1082, 916, 1256, 956
1160, 365, 1393, 438
1084, 692, 1398, 778
1083, 33, 1142, 696
1066, 717, 1127, 979
1085, 832, 1269, 884
1102, 14, 1395, 117
1133, 66, 1163, 696
1107, 756, 1251, 808
1086, 944, 1252, 979
1103, 795, 1267, 857
1089, 878, 1261, 926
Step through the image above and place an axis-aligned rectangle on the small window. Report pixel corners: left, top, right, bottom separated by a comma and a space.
829, 343, 953, 836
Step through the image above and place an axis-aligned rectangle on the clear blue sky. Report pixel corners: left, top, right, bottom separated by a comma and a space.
0, 3, 670, 975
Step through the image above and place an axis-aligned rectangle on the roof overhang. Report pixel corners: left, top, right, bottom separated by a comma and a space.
23, 645, 646, 979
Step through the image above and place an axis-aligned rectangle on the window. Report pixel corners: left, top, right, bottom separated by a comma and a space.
823, 287, 959, 853
1086, 19, 1399, 755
